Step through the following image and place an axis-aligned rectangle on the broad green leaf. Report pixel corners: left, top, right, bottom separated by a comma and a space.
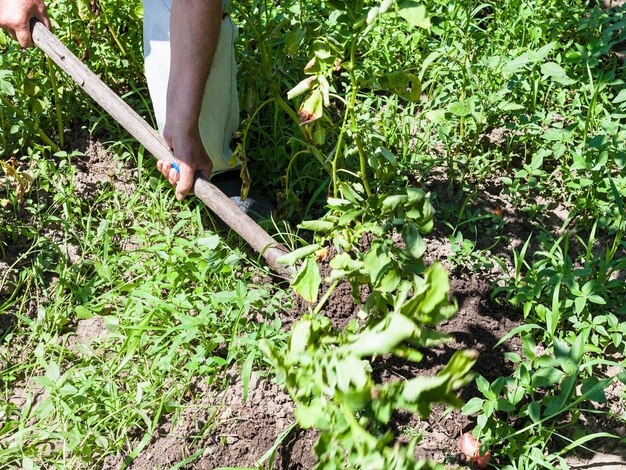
294, 400, 331, 429
377, 266, 401, 293
348, 314, 416, 357
402, 223, 426, 259
330, 252, 362, 272
541, 62, 576, 86
74, 305, 93, 320
588, 294, 606, 305
424, 109, 446, 123
46, 362, 61, 382
382, 194, 409, 210
531, 367, 563, 388
277, 243, 320, 266
406, 187, 426, 204
499, 101, 525, 111
363, 246, 391, 284
299, 220, 334, 232
291, 258, 321, 303
397, 2, 431, 28
496, 397, 516, 412
420, 264, 449, 314
402, 350, 477, 416
32, 376, 55, 389
288, 320, 311, 360
476, 375, 495, 400
338, 208, 362, 225
528, 401, 541, 422
461, 397, 485, 415
197, 236, 220, 250
574, 296, 586, 314
336, 356, 369, 392
0, 70, 15, 96
553, 338, 579, 376
581, 377, 607, 403
327, 197, 351, 208
504, 352, 522, 363
614, 88, 626, 104
448, 101, 470, 117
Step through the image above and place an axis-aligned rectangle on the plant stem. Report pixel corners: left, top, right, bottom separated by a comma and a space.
312, 279, 340, 315
98, 0, 128, 57
47, 57, 65, 148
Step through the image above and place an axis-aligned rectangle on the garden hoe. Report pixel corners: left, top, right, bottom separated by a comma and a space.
30, 20, 293, 279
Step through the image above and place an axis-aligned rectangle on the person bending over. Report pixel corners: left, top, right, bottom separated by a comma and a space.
0, 0, 242, 204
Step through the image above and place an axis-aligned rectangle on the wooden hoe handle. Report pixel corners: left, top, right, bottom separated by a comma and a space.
31, 21, 293, 279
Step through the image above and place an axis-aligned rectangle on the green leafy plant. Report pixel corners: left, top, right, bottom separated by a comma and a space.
462, 329, 625, 469
268, 181, 482, 467
263, 314, 477, 469
495, 223, 626, 353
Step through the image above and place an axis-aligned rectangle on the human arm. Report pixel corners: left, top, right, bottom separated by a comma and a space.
156, 0, 222, 201
0, 0, 51, 48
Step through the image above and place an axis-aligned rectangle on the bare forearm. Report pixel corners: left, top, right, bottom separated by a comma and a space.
166, 0, 222, 133
159, 0, 222, 200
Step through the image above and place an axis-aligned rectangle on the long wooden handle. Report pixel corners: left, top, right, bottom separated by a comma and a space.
31, 21, 292, 278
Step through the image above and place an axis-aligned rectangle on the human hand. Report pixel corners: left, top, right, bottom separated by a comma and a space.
158, 125, 213, 201
0, 0, 51, 48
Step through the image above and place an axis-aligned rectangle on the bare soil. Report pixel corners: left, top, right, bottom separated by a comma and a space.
103, 371, 317, 470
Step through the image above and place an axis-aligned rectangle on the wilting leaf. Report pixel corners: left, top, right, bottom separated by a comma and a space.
287, 76, 316, 100
298, 89, 324, 124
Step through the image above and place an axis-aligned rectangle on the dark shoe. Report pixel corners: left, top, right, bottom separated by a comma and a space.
210, 170, 273, 221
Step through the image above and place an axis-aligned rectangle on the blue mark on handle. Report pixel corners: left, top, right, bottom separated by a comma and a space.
171, 161, 181, 175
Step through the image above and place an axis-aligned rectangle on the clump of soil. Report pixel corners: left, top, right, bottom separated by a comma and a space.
0, 312, 16, 336
66, 316, 109, 354
602, 0, 626, 8
67, 126, 136, 197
